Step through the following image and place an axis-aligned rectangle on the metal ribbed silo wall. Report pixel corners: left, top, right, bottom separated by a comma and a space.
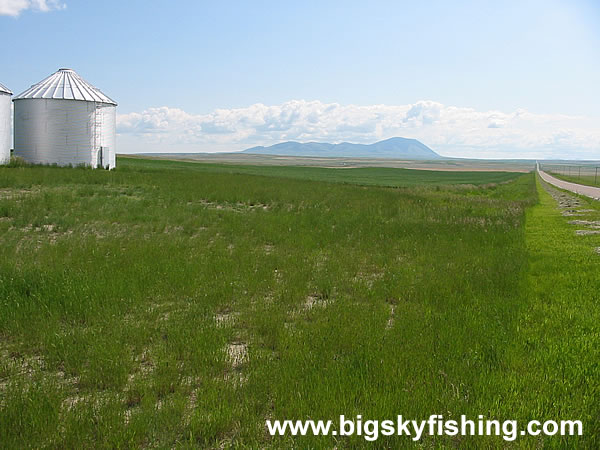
0, 93, 10, 164
100, 105, 116, 169
14, 99, 95, 167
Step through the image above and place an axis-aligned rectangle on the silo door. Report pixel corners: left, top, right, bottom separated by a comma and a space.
98, 146, 107, 168
102, 147, 110, 168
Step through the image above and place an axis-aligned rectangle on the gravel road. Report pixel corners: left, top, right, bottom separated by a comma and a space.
537, 165, 600, 200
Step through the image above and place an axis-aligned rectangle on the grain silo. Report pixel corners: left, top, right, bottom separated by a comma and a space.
0, 83, 11, 165
13, 69, 117, 169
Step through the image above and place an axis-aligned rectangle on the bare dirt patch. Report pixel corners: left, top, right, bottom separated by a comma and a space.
568, 220, 600, 228
302, 293, 332, 311
224, 342, 249, 386
189, 199, 271, 213
227, 342, 248, 369
0, 187, 41, 200
214, 309, 238, 328
575, 230, 600, 236
128, 348, 156, 384
0, 350, 81, 412
354, 270, 385, 289
10, 224, 75, 247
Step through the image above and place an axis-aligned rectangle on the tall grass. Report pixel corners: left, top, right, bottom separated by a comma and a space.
0, 159, 596, 447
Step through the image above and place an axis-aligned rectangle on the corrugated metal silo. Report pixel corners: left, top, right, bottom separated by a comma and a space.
0, 83, 11, 165
13, 69, 117, 169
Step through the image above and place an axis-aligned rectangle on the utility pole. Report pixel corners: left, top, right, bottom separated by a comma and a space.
596, 167, 598, 186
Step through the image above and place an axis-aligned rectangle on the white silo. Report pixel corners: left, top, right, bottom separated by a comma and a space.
13, 69, 117, 169
0, 83, 11, 165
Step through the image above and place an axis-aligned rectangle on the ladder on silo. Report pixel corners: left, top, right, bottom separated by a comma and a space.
94, 105, 104, 168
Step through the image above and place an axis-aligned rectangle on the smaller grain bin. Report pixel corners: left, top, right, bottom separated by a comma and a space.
0, 82, 12, 165
13, 69, 117, 169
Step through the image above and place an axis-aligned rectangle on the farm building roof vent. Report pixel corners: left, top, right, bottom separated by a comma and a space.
13, 68, 117, 106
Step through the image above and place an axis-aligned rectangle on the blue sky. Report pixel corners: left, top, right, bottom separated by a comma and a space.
1, 0, 599, 158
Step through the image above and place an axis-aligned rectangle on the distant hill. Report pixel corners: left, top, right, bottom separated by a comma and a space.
243, 137, 442, 159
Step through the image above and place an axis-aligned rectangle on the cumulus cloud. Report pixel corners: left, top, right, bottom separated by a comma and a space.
0, 0, 65, 16
117, 100, 600, 159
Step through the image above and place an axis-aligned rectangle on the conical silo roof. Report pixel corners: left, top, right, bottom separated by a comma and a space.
13, 68, 117, 105
0, 83, 11, 95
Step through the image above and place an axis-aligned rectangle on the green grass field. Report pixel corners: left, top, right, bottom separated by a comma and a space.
0, 158, 598, 448
119, 156, 520, 187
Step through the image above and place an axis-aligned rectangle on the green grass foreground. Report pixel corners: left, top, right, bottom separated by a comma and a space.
0, 159, 598, 447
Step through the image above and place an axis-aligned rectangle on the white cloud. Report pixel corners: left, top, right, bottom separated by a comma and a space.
0, 0, 65, 16
117, 100, 600, 159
